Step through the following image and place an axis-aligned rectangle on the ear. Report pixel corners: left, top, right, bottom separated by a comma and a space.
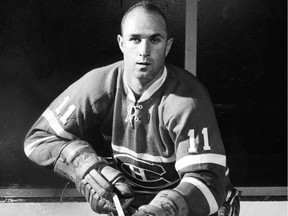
117, 34, 124, 53
165, 37, 174, 57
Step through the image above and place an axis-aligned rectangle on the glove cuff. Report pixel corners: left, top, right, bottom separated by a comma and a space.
149, 189, 189, 216
54, 140, 107, 182
99, 165, 124, 184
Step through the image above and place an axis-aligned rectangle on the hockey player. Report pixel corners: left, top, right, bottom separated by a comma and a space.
24, 1, 239, 215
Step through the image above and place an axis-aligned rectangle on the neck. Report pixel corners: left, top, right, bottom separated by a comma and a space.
124, 68, 164, 100
128, 77, 146, 96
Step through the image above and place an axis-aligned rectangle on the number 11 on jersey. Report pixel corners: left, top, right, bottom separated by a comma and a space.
188, 127, 211, 153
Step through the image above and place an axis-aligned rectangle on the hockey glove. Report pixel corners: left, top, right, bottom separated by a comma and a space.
54, 140, 134, 214
132, 189, 188, 216
218, 188, 240, 216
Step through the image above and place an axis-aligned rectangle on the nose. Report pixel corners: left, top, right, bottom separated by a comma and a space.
139, 40, 150, 57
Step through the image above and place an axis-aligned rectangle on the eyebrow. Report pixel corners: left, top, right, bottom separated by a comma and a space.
128, 33, 165, 38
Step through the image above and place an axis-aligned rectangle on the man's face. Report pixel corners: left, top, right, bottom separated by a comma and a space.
118, 8, 173, 84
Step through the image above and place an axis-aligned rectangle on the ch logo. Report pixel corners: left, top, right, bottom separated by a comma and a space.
128, 164, 148, 181
114, 154, 179, 189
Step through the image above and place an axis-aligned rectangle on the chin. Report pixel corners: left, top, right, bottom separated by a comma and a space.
135, 71, 153, 80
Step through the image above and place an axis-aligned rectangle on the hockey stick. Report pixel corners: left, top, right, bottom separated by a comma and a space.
113, 193, 125, 216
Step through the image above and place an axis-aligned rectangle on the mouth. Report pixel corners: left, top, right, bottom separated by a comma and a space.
137, 62, 151, 66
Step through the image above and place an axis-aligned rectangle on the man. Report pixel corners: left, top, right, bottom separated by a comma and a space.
24, 1, 239, 215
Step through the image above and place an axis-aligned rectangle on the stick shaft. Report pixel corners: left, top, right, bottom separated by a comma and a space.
113, 194, 125, 216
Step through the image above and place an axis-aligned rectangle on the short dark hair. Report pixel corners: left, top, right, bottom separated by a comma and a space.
120, 1, 169, 36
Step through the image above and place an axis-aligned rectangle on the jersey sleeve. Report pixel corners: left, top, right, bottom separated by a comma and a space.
24, 68, 115, 168
165, 83, 226, 215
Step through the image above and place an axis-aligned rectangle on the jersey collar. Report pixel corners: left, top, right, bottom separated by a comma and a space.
123, 66, 167, 103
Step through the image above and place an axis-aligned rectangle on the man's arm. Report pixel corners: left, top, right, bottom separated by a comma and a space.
24, 71, 98, 167
24, 68, 133, 214
133, 83, 226, 216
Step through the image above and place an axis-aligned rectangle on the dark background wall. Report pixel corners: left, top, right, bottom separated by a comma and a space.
197, 0, 286, 186
0, 0, 286, 189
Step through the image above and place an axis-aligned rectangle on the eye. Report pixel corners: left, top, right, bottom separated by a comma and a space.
151, 37, 161, 44
129, 37, 141, 43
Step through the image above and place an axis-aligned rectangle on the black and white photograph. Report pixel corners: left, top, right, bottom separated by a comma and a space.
0, 0, 286, 215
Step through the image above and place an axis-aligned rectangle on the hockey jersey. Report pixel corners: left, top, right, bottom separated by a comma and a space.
24, 60, 226, 215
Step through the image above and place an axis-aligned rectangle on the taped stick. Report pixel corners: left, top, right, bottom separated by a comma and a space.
113, 193, 125, 216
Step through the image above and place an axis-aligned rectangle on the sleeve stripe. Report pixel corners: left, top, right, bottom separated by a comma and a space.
42, 108, 77, 140
181, 176, 219, 215
175, 153, 226, 171
24, 136, 56, 157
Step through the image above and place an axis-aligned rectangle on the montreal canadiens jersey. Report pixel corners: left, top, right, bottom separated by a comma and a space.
24, 61, 227, 215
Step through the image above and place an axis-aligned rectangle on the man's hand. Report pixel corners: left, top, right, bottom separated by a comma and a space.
132, 205, 166, 216
77, 165, 134, 214
54, 141, 134, 214
218, 188, 241, 216
132, 190, 188, 216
